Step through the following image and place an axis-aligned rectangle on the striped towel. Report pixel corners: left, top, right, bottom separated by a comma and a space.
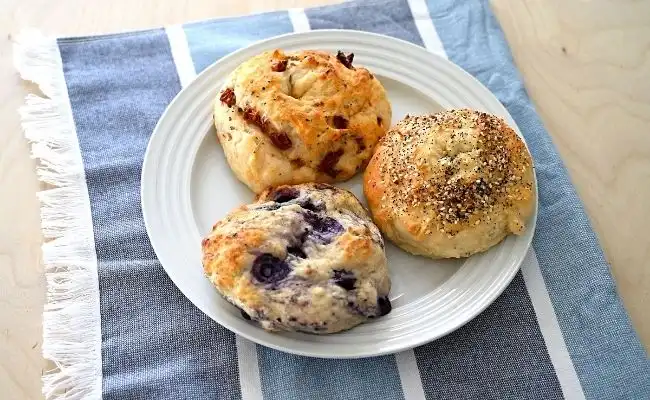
15, 0, 648, 399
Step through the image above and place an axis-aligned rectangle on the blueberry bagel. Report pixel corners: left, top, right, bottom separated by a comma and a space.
214, 49, 391, 193
201, 183, 391, 334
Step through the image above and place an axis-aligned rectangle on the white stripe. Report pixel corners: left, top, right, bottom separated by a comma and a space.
288, 8, 311, 33
165, 25, 197, 87
406, 0, 447, 59
395, 350, 427, 400
14, 29, 103, 400
521, 249, 587, 400
164, 27, 265, 400
286, 10, 429, 399
404, 3, 583, 396
236, 336, 265, 400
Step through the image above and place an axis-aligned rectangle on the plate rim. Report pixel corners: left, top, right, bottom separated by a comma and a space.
142, 29, 538, 358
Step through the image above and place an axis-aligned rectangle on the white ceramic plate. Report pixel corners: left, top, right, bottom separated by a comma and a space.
142, 30, 537, 358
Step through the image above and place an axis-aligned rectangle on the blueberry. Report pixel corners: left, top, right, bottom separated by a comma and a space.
377, 296, 392, 317
254, 203, 281, 211
272, 187, 299, 203
347, 301, 364, 316
303, 212, 343, 243
298, 199, 321, 212
313, 183, 333, 190
251, 254, 290, 284
287, 245, 306, 259
296, 229, 309, 245
332, 269, 356, 291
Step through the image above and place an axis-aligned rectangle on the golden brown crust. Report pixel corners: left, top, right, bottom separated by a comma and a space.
201, 228, 267, 308
214, 49, 391, 193
364, 109, 535, 258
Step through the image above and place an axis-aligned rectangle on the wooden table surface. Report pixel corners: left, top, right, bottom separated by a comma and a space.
1, 0, 648, 398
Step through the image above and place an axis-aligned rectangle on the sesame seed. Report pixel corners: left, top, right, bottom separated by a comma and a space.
373, 109, 532, 234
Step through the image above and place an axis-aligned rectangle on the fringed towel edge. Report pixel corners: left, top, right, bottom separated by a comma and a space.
13, 29, 103, 400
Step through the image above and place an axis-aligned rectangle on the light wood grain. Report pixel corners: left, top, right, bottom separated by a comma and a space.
0, 0, 648, 398
491, 0, 650, 345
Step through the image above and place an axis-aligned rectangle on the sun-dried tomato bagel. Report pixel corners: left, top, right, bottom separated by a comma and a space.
213, 49, 391, 193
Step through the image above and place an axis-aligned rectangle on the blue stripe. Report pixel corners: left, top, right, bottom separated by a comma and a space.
183, 11, 294, 73
58, 31, 242, 400
424, 0, 650, 398
306, 0, 423, 46
414, 273, 563, 400
257, 348, 405, 400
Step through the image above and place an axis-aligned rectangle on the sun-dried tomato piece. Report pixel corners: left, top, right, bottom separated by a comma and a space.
336, 51, 354, 69
318, 149, 344, 177
219, 88, 236, 107
332, 115, 348, 129
269, 131, 292, 150
272, 59, 288, 72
